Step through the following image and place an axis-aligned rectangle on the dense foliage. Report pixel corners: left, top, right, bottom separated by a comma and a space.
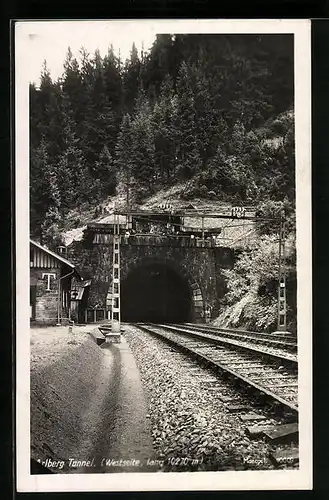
216, 197, 296, 333
218, 232, 296, 332
30, 34, 294, 245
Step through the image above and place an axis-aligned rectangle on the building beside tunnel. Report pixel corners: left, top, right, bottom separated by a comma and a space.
30, 240, 90, 325
70, 278, 92, 323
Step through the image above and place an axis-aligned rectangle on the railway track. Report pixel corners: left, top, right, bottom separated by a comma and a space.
134, 323, 298, 414
176, 323, 298, 353
157, 323, 297, 366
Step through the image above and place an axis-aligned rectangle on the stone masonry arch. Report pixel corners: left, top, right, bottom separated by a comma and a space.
68, 234, 234, 322
120, 256, 205, 322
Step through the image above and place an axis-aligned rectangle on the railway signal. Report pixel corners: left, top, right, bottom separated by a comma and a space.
275, 211, 289, 334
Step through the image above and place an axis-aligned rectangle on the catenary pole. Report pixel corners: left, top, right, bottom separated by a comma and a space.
111, 207, 121, 335
276, 210, 288, 332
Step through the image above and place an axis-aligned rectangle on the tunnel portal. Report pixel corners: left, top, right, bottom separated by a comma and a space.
121, 263, 193, 323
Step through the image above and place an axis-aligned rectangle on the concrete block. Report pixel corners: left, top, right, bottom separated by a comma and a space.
199, 377, 219, 384
89, 327, 106, 345
218, 395, 235, 403
240, 413, 266, 422
246, 426, 266, 439
263, 422, 298, 442
227, 404, 251, 413
105, 334, 121, 344
98, 325, 112, 334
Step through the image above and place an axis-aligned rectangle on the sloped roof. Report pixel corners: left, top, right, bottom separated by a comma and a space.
30, 239, 76, 268
97, 214, 127, 225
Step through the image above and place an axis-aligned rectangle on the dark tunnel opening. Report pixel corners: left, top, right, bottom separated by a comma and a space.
121, 263, 193, 323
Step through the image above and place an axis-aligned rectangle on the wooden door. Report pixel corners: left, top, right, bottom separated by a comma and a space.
30, 285, 36, 320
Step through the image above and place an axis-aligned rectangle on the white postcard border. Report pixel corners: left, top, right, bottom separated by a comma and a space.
15, 19, 312, 492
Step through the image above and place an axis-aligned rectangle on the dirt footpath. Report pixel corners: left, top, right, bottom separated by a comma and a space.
30, 326, 155, 474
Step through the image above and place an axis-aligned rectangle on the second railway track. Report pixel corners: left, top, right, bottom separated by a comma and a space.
134, 323, 298, 415
180, 323, 298, 353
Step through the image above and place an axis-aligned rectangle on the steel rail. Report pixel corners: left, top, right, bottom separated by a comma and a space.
156, 324, 298, 366
133, 323, 298, 414
184, 322, 295, 339
176, 323, 297, 350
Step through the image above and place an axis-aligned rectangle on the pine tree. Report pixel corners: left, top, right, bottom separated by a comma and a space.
115, 113, 135, 198
38, 60, 53, 115
30, 136, 62, 243
56, 112, 94, 210
123, 43, 142, 112
79, 49, 119, 167
174, 62, 202, 179
62, 47, 84, 127
130, 94, 155, 191
30, 139, 58, 238
102, 46, 124, 152
30, 83, 42, 149
142, 34, 175, 98
34, 63, 66, 157
152, 76, 177, 182
41, 205, 63, 249
190, 63, 228, 164
95, 145, 116, 195
103, 45, 123, 110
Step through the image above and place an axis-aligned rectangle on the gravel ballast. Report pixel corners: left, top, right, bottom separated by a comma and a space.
124, 324, 298, 472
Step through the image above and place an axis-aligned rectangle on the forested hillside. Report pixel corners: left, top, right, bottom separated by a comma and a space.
30, 34, 294, 246
30, 34, 296, 332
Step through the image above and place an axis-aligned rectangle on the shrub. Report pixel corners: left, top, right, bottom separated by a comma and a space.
221, 234, 296, 332
199, 184, 208, 197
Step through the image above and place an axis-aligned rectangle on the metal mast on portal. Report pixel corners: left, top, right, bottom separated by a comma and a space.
274, 210, 291, 335
109, 207, 121, 339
